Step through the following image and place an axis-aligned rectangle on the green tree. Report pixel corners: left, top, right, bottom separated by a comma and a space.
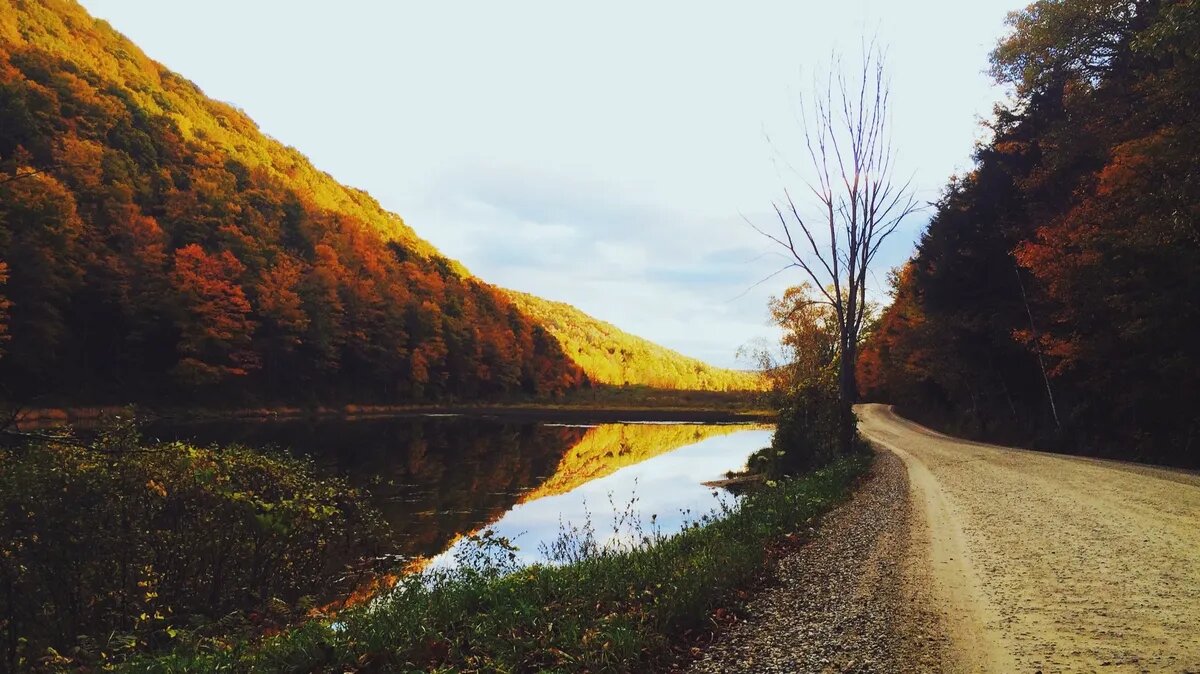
0, 172, 84, 385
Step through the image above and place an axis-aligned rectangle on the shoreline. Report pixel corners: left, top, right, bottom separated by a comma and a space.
11, 401, 776, 429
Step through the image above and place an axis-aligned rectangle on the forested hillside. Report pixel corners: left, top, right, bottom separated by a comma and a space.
0, 0, 764, 406
859, 0, 1199, 466
0, 0, 594, 404
504, 290, 762, 391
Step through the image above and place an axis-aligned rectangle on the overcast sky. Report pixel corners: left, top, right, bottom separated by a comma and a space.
80, 0, 1018, 368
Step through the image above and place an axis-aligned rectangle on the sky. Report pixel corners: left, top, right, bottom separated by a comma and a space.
79, 0, 1019, 369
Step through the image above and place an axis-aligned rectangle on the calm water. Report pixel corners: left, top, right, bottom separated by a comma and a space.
144, 415, 773, 567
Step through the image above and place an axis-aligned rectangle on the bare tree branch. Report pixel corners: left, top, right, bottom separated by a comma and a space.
750, 42, 919, 427
0, 168, 50, 185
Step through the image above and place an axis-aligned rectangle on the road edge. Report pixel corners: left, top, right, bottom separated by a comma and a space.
859, 405, 1017, 673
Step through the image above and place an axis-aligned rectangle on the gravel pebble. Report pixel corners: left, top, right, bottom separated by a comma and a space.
686, 450, 946, 673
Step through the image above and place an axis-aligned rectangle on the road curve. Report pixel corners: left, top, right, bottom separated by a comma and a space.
858, 403, 1200, 673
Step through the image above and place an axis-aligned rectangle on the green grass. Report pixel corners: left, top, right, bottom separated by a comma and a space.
126, 455, 869, 673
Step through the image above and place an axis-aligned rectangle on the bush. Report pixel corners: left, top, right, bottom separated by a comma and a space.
0, 420, 387, 671
745, 371, 855, 478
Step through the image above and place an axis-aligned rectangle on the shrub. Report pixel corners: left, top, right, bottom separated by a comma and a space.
0, 420, 387, 671
744, 370, 852, 479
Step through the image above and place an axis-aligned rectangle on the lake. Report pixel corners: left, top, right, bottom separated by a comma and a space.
143, 414, 774, 569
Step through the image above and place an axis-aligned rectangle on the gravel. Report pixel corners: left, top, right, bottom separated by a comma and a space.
859, 402, 1200, 673
685, 449, 947, 673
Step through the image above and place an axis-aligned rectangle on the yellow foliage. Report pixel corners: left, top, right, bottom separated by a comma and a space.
503, 290, 764, 391
0, 0, 455, 269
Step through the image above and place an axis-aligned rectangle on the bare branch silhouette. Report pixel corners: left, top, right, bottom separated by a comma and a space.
751, 43, 919, 450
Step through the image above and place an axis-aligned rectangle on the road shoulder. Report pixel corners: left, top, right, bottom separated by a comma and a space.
687, 449, 946, 672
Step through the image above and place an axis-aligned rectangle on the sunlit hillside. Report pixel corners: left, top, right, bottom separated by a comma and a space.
0, 0, 768, 406
520, 423, 754, 502
0, 0, 442, 264
0, 0, 589, 403
504, 290, 764, 391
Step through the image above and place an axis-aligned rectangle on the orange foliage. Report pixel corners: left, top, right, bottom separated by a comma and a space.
866, 0, 1200, 463
170, 244, 258, 385
0, 0, 585, 402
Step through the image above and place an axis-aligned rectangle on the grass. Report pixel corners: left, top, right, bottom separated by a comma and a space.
125, 454, 869, 673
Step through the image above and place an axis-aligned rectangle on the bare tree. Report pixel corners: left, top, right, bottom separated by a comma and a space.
751, 44, 918, 451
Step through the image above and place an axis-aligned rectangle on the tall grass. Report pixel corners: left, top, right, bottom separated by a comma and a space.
128, 455, 868, 673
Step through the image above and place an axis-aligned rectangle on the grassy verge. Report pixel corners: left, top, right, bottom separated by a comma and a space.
127, 454, 869, 673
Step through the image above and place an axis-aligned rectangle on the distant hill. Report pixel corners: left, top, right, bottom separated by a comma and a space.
504, 290, 762, 391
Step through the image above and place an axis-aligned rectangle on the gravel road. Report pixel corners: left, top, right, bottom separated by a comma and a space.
859, 403, 1200, 673
690, 404, 1200, 673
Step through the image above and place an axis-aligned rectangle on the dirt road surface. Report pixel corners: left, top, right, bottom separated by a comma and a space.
859, 403, 1200, 673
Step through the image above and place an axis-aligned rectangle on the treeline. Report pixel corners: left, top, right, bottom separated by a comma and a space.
503, 290, 763, 391
0, 0, 585, 406
860, 0, 1199, 466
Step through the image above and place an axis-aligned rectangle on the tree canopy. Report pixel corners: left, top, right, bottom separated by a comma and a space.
0, 0, 596, 404
861, 0, 1200, 466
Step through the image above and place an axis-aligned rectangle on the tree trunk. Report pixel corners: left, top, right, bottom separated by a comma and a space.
838, 340, 859, 454
840, 340, 859, 404
1013, 259, 1062, 430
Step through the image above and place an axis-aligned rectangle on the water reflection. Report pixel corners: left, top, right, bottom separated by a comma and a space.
144, 416, 585, 559
144, 416, 770, 567
521, 423, 745, 501
432, 428, 774, 569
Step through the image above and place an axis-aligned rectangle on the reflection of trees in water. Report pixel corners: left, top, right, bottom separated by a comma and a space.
147, 419, 758, 563
521, 424, 754, 502
147, 417, 590, 559
353, 421, 591, 557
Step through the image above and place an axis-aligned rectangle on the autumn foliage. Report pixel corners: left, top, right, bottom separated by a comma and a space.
0, 0, 587, 404
504, 290, 762, 391
860, 0, 1200, 466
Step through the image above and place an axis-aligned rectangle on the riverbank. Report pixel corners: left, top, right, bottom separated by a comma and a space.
1, 433, 390, 673
122, 456, 868, 673
689, 448, 947, 671
8, 387, 772, 430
